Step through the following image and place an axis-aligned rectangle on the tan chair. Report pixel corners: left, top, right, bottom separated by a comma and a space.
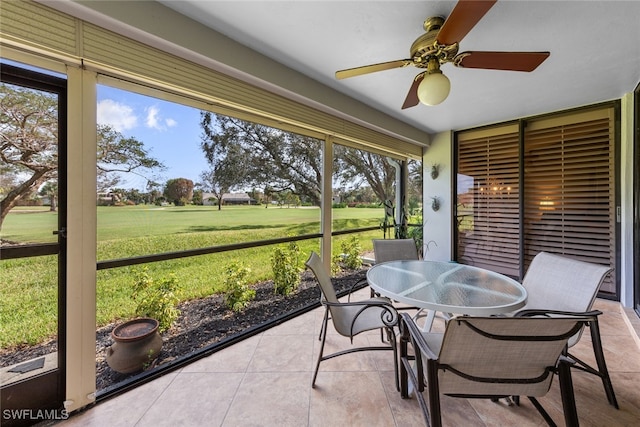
373, 238, 448, 331
345, 239, 419, 299
305, 252, 399, 389
370, 238, 419, 301
373, 238, 420, 263
514, 251, 617, 408
399, 312, 592, 427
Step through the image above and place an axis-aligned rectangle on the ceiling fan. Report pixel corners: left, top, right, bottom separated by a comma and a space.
335, 0, 549, 108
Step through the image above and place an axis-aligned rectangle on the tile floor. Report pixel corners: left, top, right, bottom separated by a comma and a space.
61, 291, 640, 426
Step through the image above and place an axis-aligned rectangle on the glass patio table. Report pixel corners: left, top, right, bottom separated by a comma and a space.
366, 260, 527, 330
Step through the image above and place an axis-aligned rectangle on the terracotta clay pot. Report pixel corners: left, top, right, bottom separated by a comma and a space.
106, 318, 163, 374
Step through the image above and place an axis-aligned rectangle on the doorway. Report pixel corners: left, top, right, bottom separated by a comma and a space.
0, 63, 68, 426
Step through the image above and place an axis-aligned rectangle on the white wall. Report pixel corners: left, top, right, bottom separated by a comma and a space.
422, 131, 453, 261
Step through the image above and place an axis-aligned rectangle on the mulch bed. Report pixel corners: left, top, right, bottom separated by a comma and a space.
0, 268, 368, 391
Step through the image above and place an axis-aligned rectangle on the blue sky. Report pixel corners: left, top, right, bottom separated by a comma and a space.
3, 59, 207, 190
97, 85, 210, 190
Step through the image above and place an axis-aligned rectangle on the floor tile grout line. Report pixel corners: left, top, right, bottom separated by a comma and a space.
219, 331, 265, 426
133, 370, 181, 427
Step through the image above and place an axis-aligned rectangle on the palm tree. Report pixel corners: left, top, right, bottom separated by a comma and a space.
38, 181, 58, 211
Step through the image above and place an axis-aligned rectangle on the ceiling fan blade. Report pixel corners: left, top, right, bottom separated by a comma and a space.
401, 72, 425, 110
437, 0, 497, 45
456, 51, 550, 71
335, 59, 413, 79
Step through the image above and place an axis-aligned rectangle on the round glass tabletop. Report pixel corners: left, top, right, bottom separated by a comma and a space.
366, 260, 527, 316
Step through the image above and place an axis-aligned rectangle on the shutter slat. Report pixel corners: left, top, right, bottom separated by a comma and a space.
524, 109, 615, 293
457, 107, 615, 293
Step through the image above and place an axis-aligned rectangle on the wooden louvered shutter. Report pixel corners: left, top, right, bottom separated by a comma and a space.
523, 107, 616, 293
456, 124, 521, 277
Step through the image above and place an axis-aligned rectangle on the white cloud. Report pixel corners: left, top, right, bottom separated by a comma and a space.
97, 99, 137, 132
145, 105, 161, 129
145, 105, 177, 130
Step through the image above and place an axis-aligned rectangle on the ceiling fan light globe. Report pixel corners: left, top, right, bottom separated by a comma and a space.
417, 72, 450, 106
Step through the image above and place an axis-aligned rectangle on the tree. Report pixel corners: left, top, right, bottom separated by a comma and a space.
199, 112, 417, 212
333, 145, 396, 204
1, 82, 165, 230
146, 180, 162, 205
38, 180, 58, 211
0, 83, 58, 228
199, 112, 250, 210
407, 159, 423, 216
164, 178, 194, 206
96, 124, 165, 192
200, 112, 322, 206
192, 189, 203, 205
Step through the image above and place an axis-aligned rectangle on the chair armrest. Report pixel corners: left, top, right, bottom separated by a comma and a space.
514, 309, 602, 319
399, 312, 439, 360
324, 298, 399, 329
322, 298, 392, 309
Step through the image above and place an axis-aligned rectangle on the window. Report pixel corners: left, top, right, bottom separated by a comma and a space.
523, 108, 616, 293
456, 124, 520, 277
456, 105, 617, 296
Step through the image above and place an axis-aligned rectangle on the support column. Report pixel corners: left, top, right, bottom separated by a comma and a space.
64, 65, 97, 412
321, 136, 334, 270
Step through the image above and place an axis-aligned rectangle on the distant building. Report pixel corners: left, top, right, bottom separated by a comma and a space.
202, 192, 254, 205
96, 192, 121, 206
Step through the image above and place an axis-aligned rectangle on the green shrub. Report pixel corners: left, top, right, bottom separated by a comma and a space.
340, 236, 363, 269
331, 253, 343, 275
408, 214, 424, 256
222, 262, 255, 311
132, 268, 181, 332
271, 242, 302, 295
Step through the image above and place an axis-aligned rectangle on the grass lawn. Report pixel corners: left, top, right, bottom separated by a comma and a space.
1, 205, 387, 348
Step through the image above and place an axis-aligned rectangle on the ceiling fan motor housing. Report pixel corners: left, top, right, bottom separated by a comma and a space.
410, 16, 459, 67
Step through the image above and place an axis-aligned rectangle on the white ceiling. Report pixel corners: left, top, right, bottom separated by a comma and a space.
156, 0, 640, 135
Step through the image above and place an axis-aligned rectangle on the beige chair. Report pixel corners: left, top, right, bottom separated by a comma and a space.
305, 252, 399, 389
373, 238, 420, 263
346, 239, 419, 298
399, 312, 592, 427
370, 238, 419, 301
373, 238, 448, 331
514, 251, 617, 408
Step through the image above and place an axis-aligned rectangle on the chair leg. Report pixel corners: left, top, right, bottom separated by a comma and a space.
567, 318, 618, 409
372, 288, 388, 343
399, 328, 431, 426
588, 318, 619, 409
528, 397, 558, 427
312, 310, 329, 388
387, 326, 399, 391
557, 359, 579, 427
399, 330, 410, 398
426, 359, 442, 427
318, 307, 328, 341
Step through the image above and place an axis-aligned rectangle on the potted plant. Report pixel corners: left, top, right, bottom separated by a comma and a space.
106, 269, 181, 373
106, 317, 163, 374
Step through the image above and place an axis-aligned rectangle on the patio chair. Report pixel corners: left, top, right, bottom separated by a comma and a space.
305, 252, 399, 389
514, 251, 618, 408
373, 238, 420, 263
369, 238, 419, 297
352, 239, 421, 299
398, 311, 592, 427
372, 238, 449, 331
